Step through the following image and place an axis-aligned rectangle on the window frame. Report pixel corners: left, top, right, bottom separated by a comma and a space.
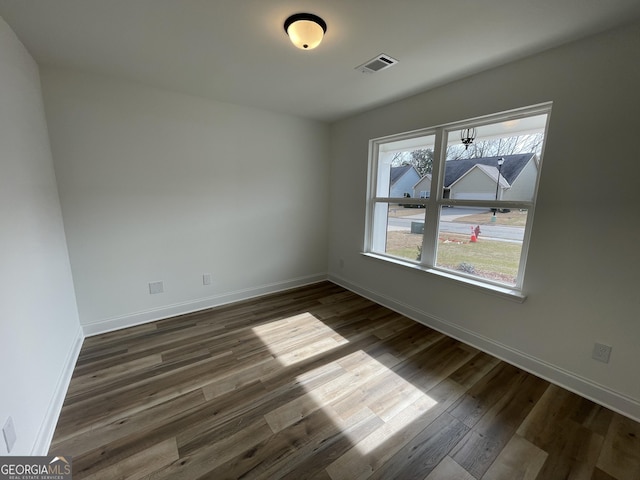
364, 103, 552, 299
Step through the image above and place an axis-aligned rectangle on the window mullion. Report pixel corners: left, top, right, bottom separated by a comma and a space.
420, 128, 445, 267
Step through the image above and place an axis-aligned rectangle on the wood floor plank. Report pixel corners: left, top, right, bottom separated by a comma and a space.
264, 367, 356, 433
258, 333, 385, 392
176, 363, 346, 457
592, 467, 619, 480
147, 418, 274, 480
65, 353, 163, 397
424, 456, 476, 480
207, 406, 378, 480
449, 351, 501, 390
200, 356, 280, 401
532, 425, 604, 480
448, 362, 528, 428
326, 378, 466, 480
367, 412, 470, 480
451, 372, 548, 478
50, 389, 206, 457
517, 383, 611, 479
481, 434, 547, 480
48, 281, 640, 480
256, 406, 384, 480
517, 384, 584, 443
83, 437, 178, 480
57, 352, 257, 436
66, 382, 272, 478
596, 413, 640, 480
64, 349, 220, 407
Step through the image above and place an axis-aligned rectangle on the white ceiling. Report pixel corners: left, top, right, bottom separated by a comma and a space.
1, 0, 639, 122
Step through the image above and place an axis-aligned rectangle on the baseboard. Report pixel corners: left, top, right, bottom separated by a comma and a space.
31, 325, 84, 455
82, 273, 328, 337
328, 273, 640, 423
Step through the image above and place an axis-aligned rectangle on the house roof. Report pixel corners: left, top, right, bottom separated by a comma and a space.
390, 165, 418, 185
413, 174, 432, 189
444, 154, 535, 188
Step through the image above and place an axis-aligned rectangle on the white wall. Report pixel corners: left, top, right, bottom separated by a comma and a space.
41, 69, 330, 333
328, 21, 640, 420
0, 18, 81, 455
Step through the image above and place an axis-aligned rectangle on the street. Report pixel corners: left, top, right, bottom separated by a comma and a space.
387, 208, 524, 242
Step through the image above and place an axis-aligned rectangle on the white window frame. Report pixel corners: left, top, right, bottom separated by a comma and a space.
364, 103, 552, 300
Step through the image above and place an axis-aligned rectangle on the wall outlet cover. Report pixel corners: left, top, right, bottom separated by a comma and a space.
149, 281, 164, 294
592, 342, 612, 363
203, 274, 212, 286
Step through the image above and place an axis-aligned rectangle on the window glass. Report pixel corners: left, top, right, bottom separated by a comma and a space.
376, 134, 435, 198
371, 202, 426, 262
444, 115, 547, 203
435, 207, 528, 286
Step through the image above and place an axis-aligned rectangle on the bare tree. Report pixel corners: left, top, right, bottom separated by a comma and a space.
391, 149, 434, 176
390, 132, 544, 178
446, 133, 544, 160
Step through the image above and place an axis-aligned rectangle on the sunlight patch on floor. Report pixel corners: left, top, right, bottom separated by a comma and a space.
254, 313, 438, 457
328, 350, 438, 455
251, 312, 349, 366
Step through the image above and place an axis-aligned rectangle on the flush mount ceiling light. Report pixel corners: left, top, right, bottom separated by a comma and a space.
284, 13, 327, 50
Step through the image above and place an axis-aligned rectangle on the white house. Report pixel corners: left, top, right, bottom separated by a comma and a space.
389, 165, 421, 197
412, 174, 432, 198
445, 154, 537, 201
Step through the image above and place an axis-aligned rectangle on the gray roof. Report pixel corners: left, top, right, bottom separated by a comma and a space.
390, 165, 415, 185
444, 154, 535, 188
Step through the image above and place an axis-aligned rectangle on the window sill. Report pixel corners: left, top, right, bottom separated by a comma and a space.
361, 252, 527, 303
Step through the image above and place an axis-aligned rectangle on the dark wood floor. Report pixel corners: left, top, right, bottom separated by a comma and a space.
50, 282, 640, 479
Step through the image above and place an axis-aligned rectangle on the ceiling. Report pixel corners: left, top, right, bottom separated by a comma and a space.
1, 1, 639, 122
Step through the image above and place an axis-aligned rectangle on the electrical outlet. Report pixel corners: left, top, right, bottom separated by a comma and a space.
149, 281, 164, 294
592, 342, 612, 363
203, 273, 212, 286
3, 417, 17, 453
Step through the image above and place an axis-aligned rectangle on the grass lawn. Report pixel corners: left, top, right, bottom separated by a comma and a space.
385, 231, 519, 285
452, 209, 528, 227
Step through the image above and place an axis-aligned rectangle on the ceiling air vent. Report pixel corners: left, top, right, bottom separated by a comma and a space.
356, 54, 398, 74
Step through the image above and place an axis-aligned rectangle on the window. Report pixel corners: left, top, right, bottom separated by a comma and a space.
365, 104, 551, 295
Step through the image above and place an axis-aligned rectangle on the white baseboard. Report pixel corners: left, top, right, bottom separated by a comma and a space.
31, 325, 84, 455
328, 274, 640, 423
82, 274, 327, 337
